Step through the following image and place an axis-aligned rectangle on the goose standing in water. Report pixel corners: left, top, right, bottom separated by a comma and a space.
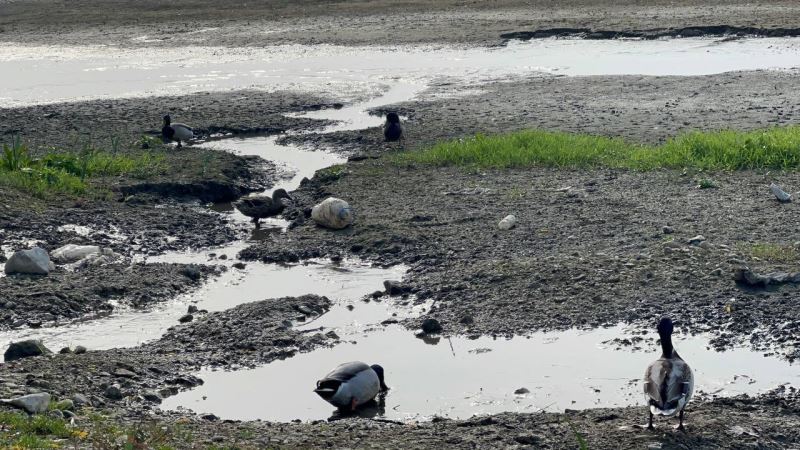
314, 362, 388, 411
232, 189, 293, 228
644, 317, 694, 431
161, 115, 193, 148
383, 112, 403, 142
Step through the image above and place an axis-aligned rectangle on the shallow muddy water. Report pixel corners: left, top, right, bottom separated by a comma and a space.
0, 252, 405, 355
163, 324, 800, 422
3, 38, 800, 106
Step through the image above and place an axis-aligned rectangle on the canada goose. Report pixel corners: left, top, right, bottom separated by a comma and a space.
232, 188, 292, 228
644, 317, 694, 431
383, 112, 403, 142
161, 115, 193, 148
314, 361, 388, 411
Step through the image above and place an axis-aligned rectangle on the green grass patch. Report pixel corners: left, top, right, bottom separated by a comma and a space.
394, 126, 800, 171
738, 243, 799, 264
0, 410, 85, 449
0, 137, 166, 198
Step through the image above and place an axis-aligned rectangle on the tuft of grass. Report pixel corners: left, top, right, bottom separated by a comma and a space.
395, 126, 800, 171
697, 178, 718, 189
738, 242, 799, 264
0, 137, 166, 198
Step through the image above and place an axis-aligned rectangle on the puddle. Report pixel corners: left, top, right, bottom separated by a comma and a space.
0, 251, 405, 356
162, 325, 800, 422
3, 38, 800, 106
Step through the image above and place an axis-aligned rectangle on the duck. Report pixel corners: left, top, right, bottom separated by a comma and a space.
383, 112, 403, 142
644, 317, 694, 431
314, 361, 388, 411
232, 188, 292, 228
161, 115, 194, 148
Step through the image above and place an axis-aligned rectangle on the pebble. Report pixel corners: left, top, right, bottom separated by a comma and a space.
104, 384, 124, 400
687, 235, 706, 245
421, 318, 443, 334
179, 314, 194, 323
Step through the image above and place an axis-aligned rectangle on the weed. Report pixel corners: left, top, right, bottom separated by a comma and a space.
697, 178, 718, 189
565, 418, 589, 450
738, 242, 799, 263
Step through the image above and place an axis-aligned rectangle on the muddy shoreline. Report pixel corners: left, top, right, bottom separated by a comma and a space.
4, 0, 800, 48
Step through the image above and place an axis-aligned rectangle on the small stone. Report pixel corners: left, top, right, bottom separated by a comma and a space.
113, 368, 136, 378
421, 318, 443, 334
71, 394, 91, 406
514, 387, 530, 395
4, 340, 52, 362
187, 305, 199, 314
770, 183, 792, 203
687, 235, 706, 245
4, 247, 51, 275
514, 435, 541, 445
180, 265, 202, 281
142, 391, 162, 404
5, 392, 51, 414
104, 385, 123, 400
59, 347, 72, 354
48, 409, 64, 419
383, 280, 411, 296
74, 346, 87, 354
498, 214, 517, 230
211, 436, 225, 443
662, 226, 674, 234
201, 414, 219, 421
179, 314, 194, 323
459, 316, 474, 325
54, 399, 74, 411
232, 262, 246, 270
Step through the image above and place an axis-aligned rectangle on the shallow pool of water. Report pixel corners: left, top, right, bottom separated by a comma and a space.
0, 251, 406, 356
3, 38, 800, 106
162, 324, 799, 422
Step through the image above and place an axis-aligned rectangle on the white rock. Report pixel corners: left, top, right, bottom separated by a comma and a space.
498, 214, 517, 230
4, 247, 51, 275
51, 244, 101, 263
770, 183, 792, 203
4, 392, 51, 414
311, 197, 354, 230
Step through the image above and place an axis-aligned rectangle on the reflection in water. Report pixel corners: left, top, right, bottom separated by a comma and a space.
162, 325, 800, 422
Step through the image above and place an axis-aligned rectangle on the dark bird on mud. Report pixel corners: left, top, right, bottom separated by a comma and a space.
314, 361, 388, 411
161, 115, 194, 148
232, 188, 293, 228
383, 112, 403, 142
644, 317, 694, 431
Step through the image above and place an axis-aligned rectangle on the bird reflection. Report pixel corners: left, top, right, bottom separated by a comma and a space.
327, 392, 387, 421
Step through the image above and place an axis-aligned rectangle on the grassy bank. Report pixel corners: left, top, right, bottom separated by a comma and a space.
1, 137, 165, 198
395, 126, 800, 171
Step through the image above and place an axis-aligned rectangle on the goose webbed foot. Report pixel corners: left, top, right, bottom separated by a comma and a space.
176, 141, 183, 148
675, 410, 686, 432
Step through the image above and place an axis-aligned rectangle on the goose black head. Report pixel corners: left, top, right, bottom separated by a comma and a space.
272, 188, 292, 202
163, 115, 171, 126
386, 112, 400, 124
371, 364, 388, 391
657, 317, 674, 337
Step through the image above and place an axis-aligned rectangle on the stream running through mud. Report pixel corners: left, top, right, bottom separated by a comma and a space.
1, 37, 800, 421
